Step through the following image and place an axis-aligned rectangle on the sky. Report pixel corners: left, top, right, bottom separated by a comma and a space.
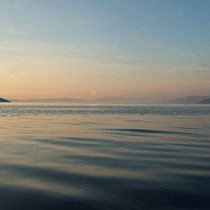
0, 0, 210, 101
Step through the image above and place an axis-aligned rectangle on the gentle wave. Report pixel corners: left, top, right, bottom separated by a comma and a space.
0, 105, 210, 209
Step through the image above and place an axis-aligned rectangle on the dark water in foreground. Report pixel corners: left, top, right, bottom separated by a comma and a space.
0, 104, 210, 210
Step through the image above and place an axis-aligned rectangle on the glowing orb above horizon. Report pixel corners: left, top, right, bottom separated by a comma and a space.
90, 89, 96, 97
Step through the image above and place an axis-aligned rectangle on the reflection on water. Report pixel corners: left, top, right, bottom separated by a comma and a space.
0, 104, 210, 209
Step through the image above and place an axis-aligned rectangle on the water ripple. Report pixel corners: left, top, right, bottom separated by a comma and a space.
0, 105, 210, 209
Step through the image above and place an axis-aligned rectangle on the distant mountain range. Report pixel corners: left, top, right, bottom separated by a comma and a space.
95, 97, 145, 104
5, 95, 210, 104
13, 97, 151, 104
199, 98, 210, 104
12, 98, 85, 103
94, 96, 161, 104
165, 96, 210, 104
0, 98, 10, 102
96, 96, 210, 104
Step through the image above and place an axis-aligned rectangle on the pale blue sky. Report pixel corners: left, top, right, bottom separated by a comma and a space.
0, 0, 210, 100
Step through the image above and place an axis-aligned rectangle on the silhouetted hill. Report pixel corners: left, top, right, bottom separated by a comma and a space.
164, 96, 210, 104
198, 98, 210, 104
0, 98, 10, 102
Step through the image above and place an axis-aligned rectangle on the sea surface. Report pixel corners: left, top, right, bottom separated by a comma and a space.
0, 104, 210, 210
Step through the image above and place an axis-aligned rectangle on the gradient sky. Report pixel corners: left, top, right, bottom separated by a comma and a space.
0, 0, 210, 100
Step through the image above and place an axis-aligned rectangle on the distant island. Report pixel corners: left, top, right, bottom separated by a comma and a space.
96, 96, 210, 104
164, 96, 210, 104
7, 95, 210, 104
95, 97, 143, 104
0, 98, 10, 103
199, 98, 210, 104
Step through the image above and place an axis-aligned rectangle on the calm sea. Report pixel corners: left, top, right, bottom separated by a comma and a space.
0, 104, 210, 210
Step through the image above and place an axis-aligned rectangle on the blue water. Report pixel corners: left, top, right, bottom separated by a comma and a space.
0, 104, 210, 210
1, 104, 210, 116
